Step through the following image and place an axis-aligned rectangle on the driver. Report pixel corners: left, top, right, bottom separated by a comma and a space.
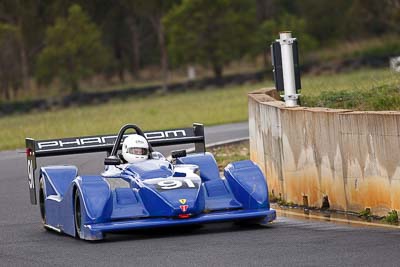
122, 134, 149, 163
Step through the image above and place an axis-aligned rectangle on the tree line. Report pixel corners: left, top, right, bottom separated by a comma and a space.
0, 0, 399, 100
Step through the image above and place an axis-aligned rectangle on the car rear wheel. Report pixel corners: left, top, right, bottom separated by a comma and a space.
39, 178, 46, 226
74, 190, 83, 239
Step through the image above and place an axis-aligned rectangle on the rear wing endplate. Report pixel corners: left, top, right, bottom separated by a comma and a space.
26, 123, 205, 204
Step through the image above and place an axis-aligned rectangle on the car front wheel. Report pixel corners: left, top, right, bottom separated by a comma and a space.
39, 178, 46, 226
74, 190, 84, 239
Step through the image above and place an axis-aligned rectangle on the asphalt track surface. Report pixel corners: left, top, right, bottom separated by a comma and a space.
1, 122, 399, 266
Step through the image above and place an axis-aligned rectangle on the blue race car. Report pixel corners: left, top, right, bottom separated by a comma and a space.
25, 123, 276, 240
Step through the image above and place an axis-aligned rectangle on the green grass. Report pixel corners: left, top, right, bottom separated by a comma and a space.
301, 68, 400, 96
1, 67, 399, 151
0, 82, 272, 151
209, 141, 250, 171
302, 85, 400, 110
301, 68, 400, 110
383, 210, 399, 225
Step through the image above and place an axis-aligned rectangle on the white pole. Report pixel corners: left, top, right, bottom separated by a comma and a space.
278, 31, 299, 107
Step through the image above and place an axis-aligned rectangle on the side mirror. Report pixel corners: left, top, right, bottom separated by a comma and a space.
171, 149, 187, 159
104, 156, 121, 165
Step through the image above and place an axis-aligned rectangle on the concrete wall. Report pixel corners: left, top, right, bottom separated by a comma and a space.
249, 88, 400, 215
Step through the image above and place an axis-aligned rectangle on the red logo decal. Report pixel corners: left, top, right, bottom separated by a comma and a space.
180, 205, 189, 212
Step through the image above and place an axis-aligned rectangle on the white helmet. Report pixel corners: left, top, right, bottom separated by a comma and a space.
122, 134, 149, 163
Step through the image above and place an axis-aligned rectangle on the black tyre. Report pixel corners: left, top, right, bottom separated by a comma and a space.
39, 178, 46, 226
74, 190, 83, 239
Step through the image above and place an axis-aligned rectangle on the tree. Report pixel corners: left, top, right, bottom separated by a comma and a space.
345, 0, 396, 38
295, 0, 352, 43
120, 0, 143, 78
164, 0, 258, 81
35, 4, 110, 92
0, 0, 42, 94
0, 23, 22, 100
130, 0, 177, 90
255, 0, 274, 22
258, 13, 318, 55
77, 0, 137, 81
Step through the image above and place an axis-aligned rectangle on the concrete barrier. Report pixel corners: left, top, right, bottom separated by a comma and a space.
249, 88, 400, 215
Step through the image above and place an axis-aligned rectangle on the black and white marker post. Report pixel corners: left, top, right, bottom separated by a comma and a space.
271, 31, 301, 107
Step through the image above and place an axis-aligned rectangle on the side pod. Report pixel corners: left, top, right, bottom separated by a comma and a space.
224, 160, 270, 209
74, 176, 113, 224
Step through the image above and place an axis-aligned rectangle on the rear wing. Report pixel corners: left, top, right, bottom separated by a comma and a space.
26, 123, 205, 204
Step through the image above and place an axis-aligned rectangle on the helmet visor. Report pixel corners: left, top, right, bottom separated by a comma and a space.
128, 147, 148, 155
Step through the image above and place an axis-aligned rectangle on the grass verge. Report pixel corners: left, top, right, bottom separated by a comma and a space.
302, 84, 400, 110
301, 68, 400, 110
1, 67, 399, 151
208, 141, 250, 171
0, 83, 268, 151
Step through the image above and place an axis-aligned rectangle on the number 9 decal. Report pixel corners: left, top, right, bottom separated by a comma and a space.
158, 180, 183, 190
156, 179, 198, 191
